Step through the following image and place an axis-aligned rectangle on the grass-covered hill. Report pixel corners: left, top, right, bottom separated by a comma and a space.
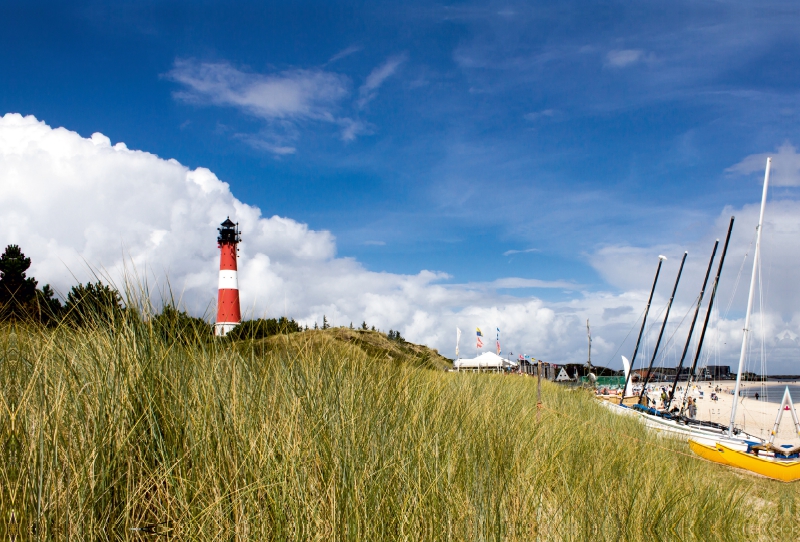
238, 327, 453, 371
2, 310, 794, 540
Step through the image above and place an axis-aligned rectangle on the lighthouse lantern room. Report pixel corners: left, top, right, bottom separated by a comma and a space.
214, 217, 242, 336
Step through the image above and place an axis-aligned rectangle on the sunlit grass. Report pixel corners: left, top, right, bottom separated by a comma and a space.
1, 306, 794, 540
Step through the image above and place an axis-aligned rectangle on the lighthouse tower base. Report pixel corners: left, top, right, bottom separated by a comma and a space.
214, 322, 239, 337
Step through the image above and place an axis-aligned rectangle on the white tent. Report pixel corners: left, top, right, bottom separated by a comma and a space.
556, 368, 572, 381
454, 351, 518, 370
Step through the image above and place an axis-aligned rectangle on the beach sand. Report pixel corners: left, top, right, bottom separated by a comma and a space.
649, 381, 800, 445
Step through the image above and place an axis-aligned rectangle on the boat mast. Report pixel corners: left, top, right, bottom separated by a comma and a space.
666, 240, 718, 409
637, 251, 687, 404
730, 157, 771, 436
682, 217, 734, 416
619, 255, 666, 404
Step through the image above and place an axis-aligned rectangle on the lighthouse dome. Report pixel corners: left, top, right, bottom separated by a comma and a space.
217, 217, 240, 244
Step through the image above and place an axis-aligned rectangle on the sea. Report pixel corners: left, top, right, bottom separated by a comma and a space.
712, 381, 800, 403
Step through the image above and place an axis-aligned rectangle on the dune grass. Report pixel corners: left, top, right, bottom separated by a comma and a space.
1, 312, 796, 540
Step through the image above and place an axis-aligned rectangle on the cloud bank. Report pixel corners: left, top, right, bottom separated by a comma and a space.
0, 113, 590, 362
4, 113, 800, 374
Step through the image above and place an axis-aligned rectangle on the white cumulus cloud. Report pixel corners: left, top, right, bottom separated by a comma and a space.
0, 113, 592, 362
5, 113, 800, 374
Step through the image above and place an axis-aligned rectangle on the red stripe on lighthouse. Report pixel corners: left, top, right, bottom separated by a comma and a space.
217, 287, 241, 324
219, 243, 238, 271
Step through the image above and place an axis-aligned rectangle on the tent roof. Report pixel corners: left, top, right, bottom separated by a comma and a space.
455, 351, 518, 368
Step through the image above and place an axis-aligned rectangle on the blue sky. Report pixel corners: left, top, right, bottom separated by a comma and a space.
4, 1, 800, 369
4, 1, 799, 291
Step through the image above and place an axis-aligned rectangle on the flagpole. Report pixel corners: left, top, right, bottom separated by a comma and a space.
537, 358, 542, 421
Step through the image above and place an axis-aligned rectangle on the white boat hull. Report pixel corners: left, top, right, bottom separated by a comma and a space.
600, 401, 762, 451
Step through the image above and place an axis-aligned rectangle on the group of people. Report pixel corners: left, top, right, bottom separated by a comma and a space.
639, 386, 699, 418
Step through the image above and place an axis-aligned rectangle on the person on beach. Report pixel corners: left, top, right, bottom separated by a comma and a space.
687, 397, 697, 419
755, 392, 759, 401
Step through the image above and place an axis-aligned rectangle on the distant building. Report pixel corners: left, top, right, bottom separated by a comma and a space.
705, 365, 731, 379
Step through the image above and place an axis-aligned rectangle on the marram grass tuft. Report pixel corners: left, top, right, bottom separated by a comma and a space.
0, 305, 795, 540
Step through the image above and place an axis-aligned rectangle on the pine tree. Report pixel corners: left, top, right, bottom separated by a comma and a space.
153, 304, 212, 343
322, 315, 330, 330
371, 325, 375, 331
34, 284, 63, 325
361, 321, 368, 330
314, 322, 319, 330
349, 321, 354, 329
63, 282, 123, 327
0, 244, 39, 320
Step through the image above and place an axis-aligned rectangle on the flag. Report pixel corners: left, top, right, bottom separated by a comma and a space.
518, 354, 524, 361
496, 327, 501, 355
476, 328, 483, 337
456, 327, 461, 358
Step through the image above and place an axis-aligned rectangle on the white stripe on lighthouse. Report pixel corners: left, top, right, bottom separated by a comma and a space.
218, 270, 239, 290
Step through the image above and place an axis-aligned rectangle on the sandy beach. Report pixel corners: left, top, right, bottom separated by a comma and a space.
646, 381, 800, 445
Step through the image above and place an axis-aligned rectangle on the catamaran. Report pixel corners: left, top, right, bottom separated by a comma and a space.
603, 216, 765, 450
688, 157, 800, 482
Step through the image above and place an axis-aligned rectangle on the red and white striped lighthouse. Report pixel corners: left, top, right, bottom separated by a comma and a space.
214, 217, 241, 336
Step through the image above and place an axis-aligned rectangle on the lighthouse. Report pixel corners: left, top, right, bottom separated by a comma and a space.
214, 217, 241, 336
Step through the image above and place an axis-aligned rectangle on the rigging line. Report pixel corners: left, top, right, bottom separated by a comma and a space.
603, 305, 648, 368
684, 300, 719, 408
700, 302, 718, 371
722, 231, 757, 320
757, 237, 767, 395
638, 302, 671, 371
652, 296, 699, 370
694, 304, 718, 374
761, 248, 774, 399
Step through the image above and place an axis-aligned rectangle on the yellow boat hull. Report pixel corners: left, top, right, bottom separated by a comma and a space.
689, 440, 800, 482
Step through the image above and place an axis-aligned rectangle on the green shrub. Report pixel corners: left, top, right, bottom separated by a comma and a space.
224, 316, 301, 340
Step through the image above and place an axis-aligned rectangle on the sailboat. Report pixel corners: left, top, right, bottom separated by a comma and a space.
690, 387, 800, 481
689, 157, 800, 481
602, 218, 765, 450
